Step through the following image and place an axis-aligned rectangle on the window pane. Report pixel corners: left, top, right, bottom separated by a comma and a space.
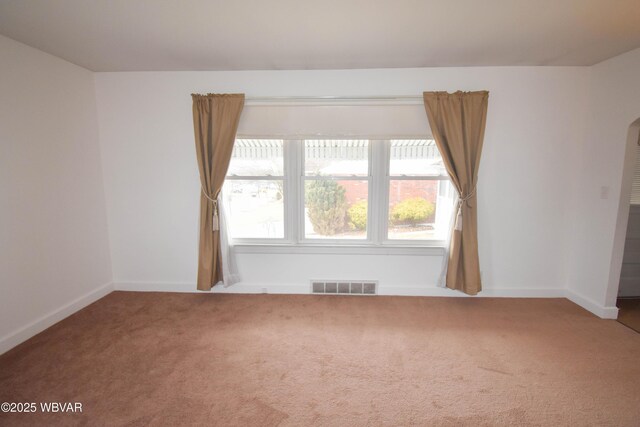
227, 139, 284, 176
304, 179, 368, 239
388, 179, 455, 240
222, 180, 284, 238
389, 139, 446, 177
304, 140, 368, 176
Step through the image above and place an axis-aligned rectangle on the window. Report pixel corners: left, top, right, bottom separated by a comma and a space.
223, 138, 453, 245
304, 140, 369, 240
386, 140, 454, 241
223, 139, 285, 238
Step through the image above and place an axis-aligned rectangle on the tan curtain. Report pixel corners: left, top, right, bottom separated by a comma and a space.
423, 91, 489, 295
192, 93, 244, 291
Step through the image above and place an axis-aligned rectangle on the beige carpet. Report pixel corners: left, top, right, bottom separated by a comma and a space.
1, 292, 639, 426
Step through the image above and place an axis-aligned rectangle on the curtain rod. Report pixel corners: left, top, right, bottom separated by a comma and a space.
244, 95, 424, 106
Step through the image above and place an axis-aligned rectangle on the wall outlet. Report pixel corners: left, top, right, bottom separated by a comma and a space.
261, 287, 267, 294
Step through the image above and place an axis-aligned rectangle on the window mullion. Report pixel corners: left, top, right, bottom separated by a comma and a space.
368, 140, 381, 244
285, 139, 299, 244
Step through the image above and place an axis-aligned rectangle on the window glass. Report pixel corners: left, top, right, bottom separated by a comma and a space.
224, 139, 285, 239
223, 180, 284, 238
304, 180, 368, 240
389, 139, 446, 177
387, 179, 454, 240
227, 139, 284, 176
304, 140, 368, 176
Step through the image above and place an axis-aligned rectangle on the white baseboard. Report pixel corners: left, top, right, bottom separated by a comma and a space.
114, 281, 565, 298
564, 289, 619, 319
115, 281, 199, 293
117, 281, 619, 319
115, 281, 309, 294
378, 286, 565, 298
0, 282, 114, 355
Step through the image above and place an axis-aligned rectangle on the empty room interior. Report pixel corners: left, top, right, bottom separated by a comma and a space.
2, 1, 640, 425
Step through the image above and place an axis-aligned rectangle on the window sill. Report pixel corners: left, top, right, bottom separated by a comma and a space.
234, 244, 445, 256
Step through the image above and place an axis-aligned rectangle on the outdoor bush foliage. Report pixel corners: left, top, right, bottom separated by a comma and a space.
390, 197, 434, 225
306, 180, 347, 235
347, 200, 367, 230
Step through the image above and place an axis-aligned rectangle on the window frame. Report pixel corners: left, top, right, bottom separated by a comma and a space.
300, 139, 373, 244
382, 139, 452, 246
223, 138, 289, 244
226, 136, 450, 248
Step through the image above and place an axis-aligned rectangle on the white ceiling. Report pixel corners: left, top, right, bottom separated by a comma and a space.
1, 0, 639, 71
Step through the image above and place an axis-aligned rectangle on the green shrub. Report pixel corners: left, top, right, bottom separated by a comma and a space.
391, 197, 434, 225
347, 200, 367, 230
305, 180, 347, 235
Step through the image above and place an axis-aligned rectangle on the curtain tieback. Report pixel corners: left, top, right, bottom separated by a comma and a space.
201, 187, 220, 231
455, 186, 476, 231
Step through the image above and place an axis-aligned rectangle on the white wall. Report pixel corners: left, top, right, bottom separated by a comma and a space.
567, 48, 640, 314
95, 67, 589, 297
0, 35, 112, 353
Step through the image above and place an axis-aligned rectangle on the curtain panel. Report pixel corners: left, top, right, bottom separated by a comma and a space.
423, 91, 489, 295
192, 93, 244, 291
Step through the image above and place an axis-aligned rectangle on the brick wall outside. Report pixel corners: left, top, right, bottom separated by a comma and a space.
340, 180, 438, 206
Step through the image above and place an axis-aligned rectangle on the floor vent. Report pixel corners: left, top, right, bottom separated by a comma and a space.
311, 280, 377, 295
